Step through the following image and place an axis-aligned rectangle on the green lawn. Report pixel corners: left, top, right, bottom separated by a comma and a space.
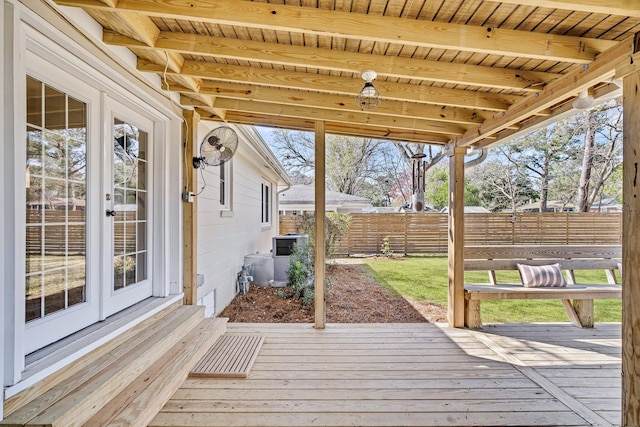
364, 256, 621, 323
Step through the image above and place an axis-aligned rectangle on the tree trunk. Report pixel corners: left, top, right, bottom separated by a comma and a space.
577, 112, 596, 212
540, 161, 549, 212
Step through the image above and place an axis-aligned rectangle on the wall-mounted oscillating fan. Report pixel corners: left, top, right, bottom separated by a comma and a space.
192, 126, 239, 168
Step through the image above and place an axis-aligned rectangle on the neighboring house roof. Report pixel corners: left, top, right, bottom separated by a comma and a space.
440, 206, 491, 213
590, 198, 622, 211
279, 184, 372, 212
516, 201, 576, 212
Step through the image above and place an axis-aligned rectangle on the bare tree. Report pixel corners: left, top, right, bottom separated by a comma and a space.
575, 101, 623, 212
468, 158, 536, 213
266, 129, 402, 201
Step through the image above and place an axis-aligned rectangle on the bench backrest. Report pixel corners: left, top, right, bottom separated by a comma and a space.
464, 245, 621, 284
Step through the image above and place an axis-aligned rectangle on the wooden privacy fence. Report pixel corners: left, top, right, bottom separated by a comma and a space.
279, 212, 622, 256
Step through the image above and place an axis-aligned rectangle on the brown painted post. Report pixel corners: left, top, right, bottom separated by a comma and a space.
182, 109, 199, 305
314, 121, 326, 329
622, 70, 640, 426
448, 147, 466, 327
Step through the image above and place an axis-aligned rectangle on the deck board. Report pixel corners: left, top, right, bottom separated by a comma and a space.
152, 323, 621, 427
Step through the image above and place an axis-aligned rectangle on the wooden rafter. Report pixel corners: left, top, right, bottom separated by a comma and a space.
57, 0, 617, 63
83, 8, 201, 92
494, 0, 640, 18
104, 31, 559, 91
137, 59, 523, 112
193, 108, 451, 145
175, 80, 488, 125
183, 96, 467, 136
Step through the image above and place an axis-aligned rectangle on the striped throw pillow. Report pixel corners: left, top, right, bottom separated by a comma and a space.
517, 263, 567, 288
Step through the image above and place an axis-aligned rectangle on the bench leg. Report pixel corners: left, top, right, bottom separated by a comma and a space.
562, 299, 594, 328
573, 299, 594, 328
465, 299, 482, 329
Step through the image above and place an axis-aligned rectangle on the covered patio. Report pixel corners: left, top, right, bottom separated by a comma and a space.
3, 0, 639, 425
152, 322, 621, 426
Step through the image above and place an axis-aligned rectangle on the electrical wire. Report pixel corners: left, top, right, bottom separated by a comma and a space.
195, 163, 207, 196
183, 118, 190, 193
163, 51, 170, 91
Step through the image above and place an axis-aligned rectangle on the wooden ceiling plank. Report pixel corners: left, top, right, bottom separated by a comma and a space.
104, 30, 560, 91
137, 58, 523, 111
57, 0, 617, 62
454, 34, 636, 147
489, 0, 640, 19
202, 97, 467, 136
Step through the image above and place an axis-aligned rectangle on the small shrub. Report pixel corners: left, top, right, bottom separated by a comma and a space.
283, 243, 315, 306
380, 236, 394, 257
295, 212, 351, 259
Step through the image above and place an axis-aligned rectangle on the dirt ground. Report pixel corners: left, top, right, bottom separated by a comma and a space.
219, 261, 447, 323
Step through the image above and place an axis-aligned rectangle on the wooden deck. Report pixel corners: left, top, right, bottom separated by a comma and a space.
152, 322, 621, 427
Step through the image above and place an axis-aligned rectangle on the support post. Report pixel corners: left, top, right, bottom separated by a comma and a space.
622, 70, 640, 427
448, 147, 466, 327
182, 109, 199, 305
314, 121, 326, 329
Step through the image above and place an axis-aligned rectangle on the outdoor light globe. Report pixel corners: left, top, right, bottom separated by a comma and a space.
572, 90, 594, 110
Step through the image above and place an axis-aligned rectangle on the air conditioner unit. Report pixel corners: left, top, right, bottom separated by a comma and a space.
272, 234, 308, 282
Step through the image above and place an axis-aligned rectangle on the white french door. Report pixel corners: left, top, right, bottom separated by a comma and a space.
102, 100, 154, 317
24, 60, 101, 354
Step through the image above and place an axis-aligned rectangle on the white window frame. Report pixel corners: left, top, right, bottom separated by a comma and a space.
219, 159, 233, 216
261, 181, 272, 227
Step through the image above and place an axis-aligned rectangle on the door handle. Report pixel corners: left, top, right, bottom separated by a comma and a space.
106, 210, 117, 217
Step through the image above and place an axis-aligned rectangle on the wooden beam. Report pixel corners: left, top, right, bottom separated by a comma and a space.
104, 30, 559, 91
484, 82, 623, 148
494, 0, 640, 18
206, 97, 467, 136
314, 120, 326, 330
454, 35, 637, 148
448, 147, 466, 328
57, 0, 616, 62
182, 109, 199, 305
84, 9, 202, 92
174, 80, 487, 125
138, 59, 522, 112
622, 69, 640, 427
194, 108, 451, 144
85, 9, 159, 47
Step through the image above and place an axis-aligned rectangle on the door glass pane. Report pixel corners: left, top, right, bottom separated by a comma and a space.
25, 76, 87, 322
113, 119, 148, 291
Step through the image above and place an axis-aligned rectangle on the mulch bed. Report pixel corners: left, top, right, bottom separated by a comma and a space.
219, 262, 447, 323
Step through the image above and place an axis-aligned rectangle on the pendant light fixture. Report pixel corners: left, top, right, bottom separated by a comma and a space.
572, 90, 595, 110
357, 70, 382, 111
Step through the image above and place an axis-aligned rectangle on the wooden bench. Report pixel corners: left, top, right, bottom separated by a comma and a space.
464, 245, 622, 329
